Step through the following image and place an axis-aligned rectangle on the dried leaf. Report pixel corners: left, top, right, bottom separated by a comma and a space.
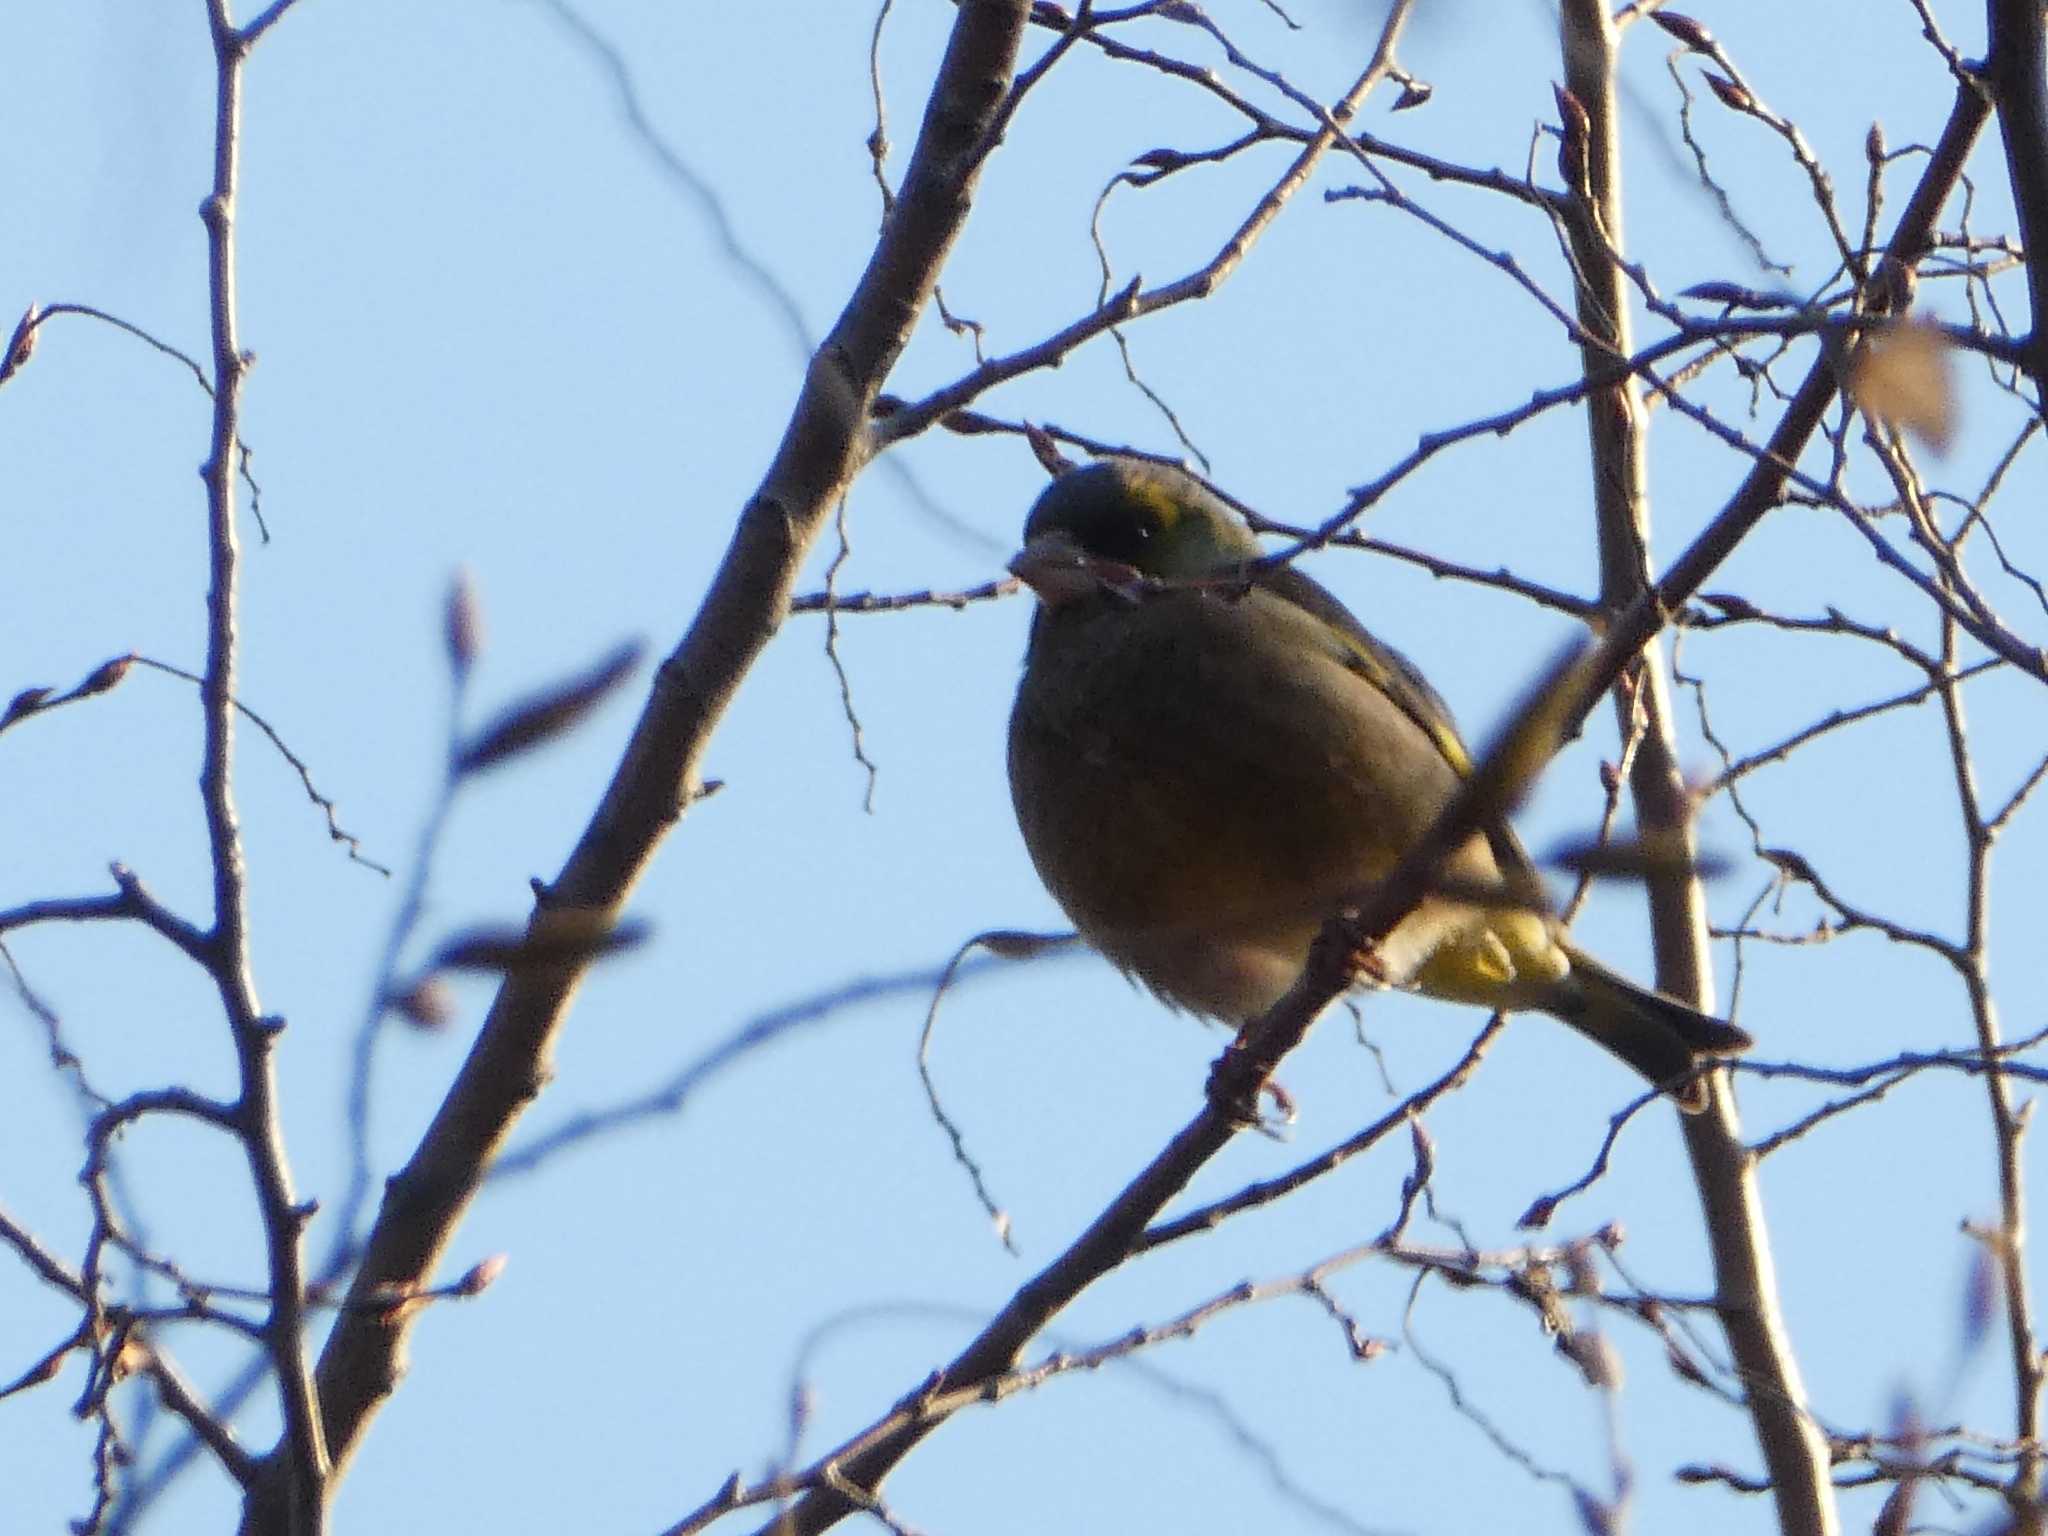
1649, 10, 1715, 52
975, 928, 1075, 961
1703, 73, 1753, 113
1679, 280, 1791, 310
1697, 591, 1761, 618
1848, 317, 1958, 454
1665, 1340, 1713, 1389
1547, 833, 1731, 884
444, 569, 483, 677
1553, 83, 1590, 188
430, 913, 649, 975
27, 1350, 67, 1390
1762, 845, 1819, 885
1517, 1192, 1559, 1230
454, 641, 642, 775
1553, 83, 1589, 140
454, 1254, 508, 1296
3, 687, 52, 726
75, 654, 135, 699
0, 304, 39, 387
390, 978, 457, 1031
1961, 1237, 2000, 1356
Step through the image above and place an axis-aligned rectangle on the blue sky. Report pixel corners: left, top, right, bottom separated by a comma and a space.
5, 2, 2046, 1532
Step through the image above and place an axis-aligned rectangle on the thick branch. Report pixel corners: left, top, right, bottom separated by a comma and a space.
1557, 9, 1994, 1531
198, 3, 327, 1530
1561, 12, 1834, 1531
237, 5, 1037, 1529
1986, 0, 2048, 398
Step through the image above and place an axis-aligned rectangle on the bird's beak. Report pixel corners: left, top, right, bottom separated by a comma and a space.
1008, 530, 1135, 608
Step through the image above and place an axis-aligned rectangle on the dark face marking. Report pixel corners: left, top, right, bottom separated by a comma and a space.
1024, 467, 1182, 574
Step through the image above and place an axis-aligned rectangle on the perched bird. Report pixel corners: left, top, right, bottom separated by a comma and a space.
1005, 457, 1751, 1111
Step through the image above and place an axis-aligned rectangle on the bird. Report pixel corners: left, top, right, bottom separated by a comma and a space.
1004, 456, 1752, 1111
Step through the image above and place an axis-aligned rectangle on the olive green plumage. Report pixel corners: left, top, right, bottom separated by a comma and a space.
1005, 457, 1751, 1111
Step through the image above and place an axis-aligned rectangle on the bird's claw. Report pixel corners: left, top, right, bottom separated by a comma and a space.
1204, 1040, 1299, 1136
1314, 912, 1390, 992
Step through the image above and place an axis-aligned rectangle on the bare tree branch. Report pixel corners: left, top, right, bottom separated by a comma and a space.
1985, 0, 2048, 398
236, 5, 1043, 1527
192, 3, 330, 1528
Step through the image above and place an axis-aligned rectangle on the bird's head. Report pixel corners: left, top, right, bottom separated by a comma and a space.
1009, 459, 1259, 606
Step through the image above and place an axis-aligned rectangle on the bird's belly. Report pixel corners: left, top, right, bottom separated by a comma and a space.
1007, 592, 1537, 1020
1095, 924, 1310, 1020
1087, 899, 1555, 1023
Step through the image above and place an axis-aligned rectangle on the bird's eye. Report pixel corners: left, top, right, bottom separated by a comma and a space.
1085, 508, 1157, 566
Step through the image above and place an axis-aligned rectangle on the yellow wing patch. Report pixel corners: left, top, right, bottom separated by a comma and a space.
1336, 636, 1474, 777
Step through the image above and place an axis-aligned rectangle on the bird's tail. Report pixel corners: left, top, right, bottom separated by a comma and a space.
1543, 945, 1753, 1112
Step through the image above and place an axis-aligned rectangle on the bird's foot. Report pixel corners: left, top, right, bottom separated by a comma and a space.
1317, 912, 1392, 992
1255, 1077, 1298, 1140
1204, 1038, 1299, 1136
1204, 1038, 1261, 1128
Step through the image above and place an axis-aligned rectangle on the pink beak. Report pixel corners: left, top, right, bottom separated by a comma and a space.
1008, 530, 1135, 607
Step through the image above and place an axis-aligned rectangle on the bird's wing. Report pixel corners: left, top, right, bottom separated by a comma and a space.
1256, 560, 1546, 893
1256, 562, 1472, 773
